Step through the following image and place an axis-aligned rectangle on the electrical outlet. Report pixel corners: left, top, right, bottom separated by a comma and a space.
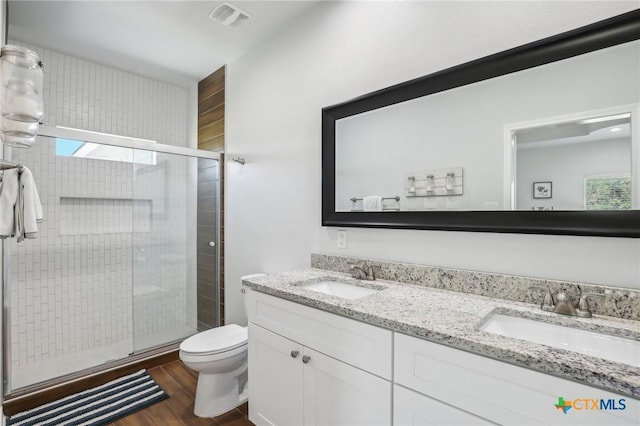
337, 230, 347, 249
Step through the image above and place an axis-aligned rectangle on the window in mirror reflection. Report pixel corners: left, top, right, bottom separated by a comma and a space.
584, 174, 631, 210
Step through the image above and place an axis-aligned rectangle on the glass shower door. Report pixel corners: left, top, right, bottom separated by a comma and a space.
131, 150, 219, 352
3, 132, 221, 394
5, 135, 136, 392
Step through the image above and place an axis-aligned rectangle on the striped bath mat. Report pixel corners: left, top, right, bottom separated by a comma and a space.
7, 369, 169, 426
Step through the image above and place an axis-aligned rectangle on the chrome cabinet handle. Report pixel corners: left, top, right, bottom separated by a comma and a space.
290, 350, 299, 358
302, 355, 311, 364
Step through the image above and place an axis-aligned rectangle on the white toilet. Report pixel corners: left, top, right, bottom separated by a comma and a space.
179, 324, 248, 417
179, 274, 263, 418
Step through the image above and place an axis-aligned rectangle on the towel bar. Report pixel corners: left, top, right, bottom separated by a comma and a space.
350, 196, 400, 203
0, 159, 22, 171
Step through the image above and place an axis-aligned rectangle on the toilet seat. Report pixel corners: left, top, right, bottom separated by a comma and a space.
180, 324, 248, 357
180, 342, 247, 364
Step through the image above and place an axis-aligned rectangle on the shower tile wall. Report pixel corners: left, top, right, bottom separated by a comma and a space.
6, 40, 194, 390
12, 40, 188, 145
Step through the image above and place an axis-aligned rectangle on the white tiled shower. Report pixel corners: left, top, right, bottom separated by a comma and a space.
3, 41, 215, 391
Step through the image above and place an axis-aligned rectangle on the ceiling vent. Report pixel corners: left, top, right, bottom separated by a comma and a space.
209, 2, 251, 27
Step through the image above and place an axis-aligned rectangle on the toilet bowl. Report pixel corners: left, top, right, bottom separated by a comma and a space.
179, 324, 248, 418
179, 273, 264, 418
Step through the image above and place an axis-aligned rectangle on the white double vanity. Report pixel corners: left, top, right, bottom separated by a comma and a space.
243, 262, 639, 426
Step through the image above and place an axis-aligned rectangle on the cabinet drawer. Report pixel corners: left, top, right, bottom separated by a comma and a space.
394, 385, 495, 426
247, 289, 392, 379
394, 333, 639, 425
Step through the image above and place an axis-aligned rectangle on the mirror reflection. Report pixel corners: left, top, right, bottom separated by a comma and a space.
335, 39, 639, 212
514, 114, 632, 211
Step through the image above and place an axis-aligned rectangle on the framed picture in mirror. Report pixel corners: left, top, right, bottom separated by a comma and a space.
533, 182, 552, 199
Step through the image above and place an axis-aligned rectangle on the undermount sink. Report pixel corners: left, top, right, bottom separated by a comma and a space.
480, 312, 640, 367
300, 280, 381, 300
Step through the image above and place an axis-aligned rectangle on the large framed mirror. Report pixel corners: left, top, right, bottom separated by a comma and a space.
322, 9, 640, 237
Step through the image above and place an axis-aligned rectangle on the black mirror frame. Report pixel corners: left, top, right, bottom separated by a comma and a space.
322, 9, 640, 238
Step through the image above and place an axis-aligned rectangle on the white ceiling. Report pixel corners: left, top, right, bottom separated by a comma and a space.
516, 118, 632, 151
8, 0, 321, 86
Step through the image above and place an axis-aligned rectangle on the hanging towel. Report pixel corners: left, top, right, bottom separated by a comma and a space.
0, 168, 19, 239
363, 195, 383, 211
16, 166, 43, 241
0, 166, 43, 241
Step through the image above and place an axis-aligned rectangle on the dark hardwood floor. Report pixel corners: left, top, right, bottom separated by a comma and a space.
111, 361, 253, 425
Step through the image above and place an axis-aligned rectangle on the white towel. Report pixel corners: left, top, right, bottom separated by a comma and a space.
0, 168, 19, 238
17, 166, 44, 241
363, 195, 383, 211
0, 166, 43, 241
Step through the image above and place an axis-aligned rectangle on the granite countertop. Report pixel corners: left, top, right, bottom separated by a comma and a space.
242, 268, 640, 399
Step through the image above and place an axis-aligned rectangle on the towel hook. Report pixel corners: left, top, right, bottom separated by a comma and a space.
231, 156, 245, 165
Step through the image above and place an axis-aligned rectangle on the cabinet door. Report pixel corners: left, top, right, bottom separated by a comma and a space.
249, 323, 303, 426
303, 347, 392, 426
394, 384, 496, 426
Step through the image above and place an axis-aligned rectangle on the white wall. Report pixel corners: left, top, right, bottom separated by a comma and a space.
226, 1, 640, 326
517, 138, 632, 210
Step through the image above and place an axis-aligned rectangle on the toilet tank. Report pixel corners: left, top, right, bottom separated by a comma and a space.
240, 273, 266, 318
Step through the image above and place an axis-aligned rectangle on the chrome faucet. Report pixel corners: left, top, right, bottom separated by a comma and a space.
553, 292, 576, 316
350, 264, 368, 280
529, 286, 604, 318
576, 293, 605, 318
349, 262, 381, 281
528, 286, 555, 312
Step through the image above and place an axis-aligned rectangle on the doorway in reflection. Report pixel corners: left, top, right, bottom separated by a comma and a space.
513, 111, 634, 211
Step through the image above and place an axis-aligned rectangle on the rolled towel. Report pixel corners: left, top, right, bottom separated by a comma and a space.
363, 195, 383, 211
